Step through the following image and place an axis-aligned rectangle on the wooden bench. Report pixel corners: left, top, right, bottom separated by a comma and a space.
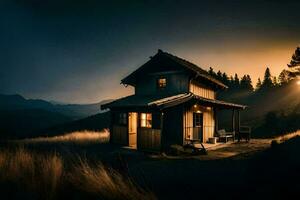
217, 129, 235, 143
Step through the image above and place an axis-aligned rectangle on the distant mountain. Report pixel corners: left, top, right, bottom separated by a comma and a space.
0, 109, 73, 139
53, 99, 113, 119
38, 111, 111, 137
0, 94, 113, 139
0, 94, 113, 119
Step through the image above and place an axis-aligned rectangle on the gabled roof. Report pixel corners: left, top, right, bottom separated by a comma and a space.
101, 93, 246, 110
121, 49, 228, 89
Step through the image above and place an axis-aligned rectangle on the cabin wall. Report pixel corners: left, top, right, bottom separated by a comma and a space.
110, 111, 128, 145
135, 72, 189, 95
189, 80, 216, 99
110, 110, 163, 151
162, 105, 184, 147
183, 105, 215, 143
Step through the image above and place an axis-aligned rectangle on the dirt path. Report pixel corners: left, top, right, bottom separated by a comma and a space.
202, 139, 272, 160
155, 139, 273, 161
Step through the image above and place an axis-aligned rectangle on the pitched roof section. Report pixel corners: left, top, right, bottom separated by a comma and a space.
121, 49, 228, 89
101, 93, 246, 110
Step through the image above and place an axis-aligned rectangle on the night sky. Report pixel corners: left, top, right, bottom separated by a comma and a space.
0, 0, 299, 103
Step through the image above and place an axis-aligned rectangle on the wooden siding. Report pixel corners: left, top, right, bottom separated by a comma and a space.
135, 72, 189, 95
112, 125, 128, 145
138, 128, 161, 152
183, 105, 215, 143
189, 80, 216, 99
162, 105, 184, 147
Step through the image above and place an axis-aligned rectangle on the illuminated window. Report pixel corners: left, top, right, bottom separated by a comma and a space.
118, 113, 127, 125
157, 78, 167, 89
140, 113, 152, 128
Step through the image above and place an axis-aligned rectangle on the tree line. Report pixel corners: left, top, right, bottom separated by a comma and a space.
208, 46, 300, 93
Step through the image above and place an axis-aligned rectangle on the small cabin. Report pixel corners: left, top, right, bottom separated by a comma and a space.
102, 50, 247, 152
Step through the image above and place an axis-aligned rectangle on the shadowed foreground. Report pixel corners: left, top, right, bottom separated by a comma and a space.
0, 130, 300, 200
0, 148, 155, 200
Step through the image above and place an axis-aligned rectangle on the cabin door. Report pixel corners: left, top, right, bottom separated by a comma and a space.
193, 112, 203, 142
128, 112, 137, 148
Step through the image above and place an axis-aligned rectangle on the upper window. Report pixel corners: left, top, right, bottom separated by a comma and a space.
140, 113, 152, 128
157, 78, 167, 89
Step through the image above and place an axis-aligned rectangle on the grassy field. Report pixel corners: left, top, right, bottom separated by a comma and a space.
0, 148, 155, 200
1, 130, 300, 200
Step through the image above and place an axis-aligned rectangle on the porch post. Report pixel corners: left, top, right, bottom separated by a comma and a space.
237, 110, 240, 133
160, 111, 164, 152
231, 109, 235, 133
214, 107, 218, 136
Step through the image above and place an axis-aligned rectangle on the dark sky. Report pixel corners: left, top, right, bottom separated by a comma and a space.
0, 0, 299, 103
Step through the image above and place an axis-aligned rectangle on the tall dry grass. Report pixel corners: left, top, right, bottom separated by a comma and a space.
20, 129, 110, 144
0, 148, 155, 200
69, 158, 156, 200
274, 130, 300, 143
0, 148, 63, 200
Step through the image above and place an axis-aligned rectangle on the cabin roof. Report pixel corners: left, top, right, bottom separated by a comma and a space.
101, 93, 246, 110
121, 49, 228, 89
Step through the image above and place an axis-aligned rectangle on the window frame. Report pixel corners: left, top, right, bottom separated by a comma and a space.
193, 112, 203, 127
118, 113, 127, 126
157, 77, 167, 89
140, 113, 152, 128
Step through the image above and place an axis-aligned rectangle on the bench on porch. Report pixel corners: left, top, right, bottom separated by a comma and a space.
183, 139, 207, 155
216, 129, 235, 143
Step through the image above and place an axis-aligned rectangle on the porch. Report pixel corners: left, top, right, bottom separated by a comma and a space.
103, 93, 249, 153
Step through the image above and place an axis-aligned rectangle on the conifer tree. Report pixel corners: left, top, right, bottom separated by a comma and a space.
234, 73, 240, 88
208, 67, 216, 77
288, 46, 300, 77
272, 76, 278, 87
278, 69, 291, 85
217, 70, 222, 80
261, 67, 274, 89
256, 78, 262, 90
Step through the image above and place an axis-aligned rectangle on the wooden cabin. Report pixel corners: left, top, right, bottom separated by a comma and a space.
101, 49, 247, 152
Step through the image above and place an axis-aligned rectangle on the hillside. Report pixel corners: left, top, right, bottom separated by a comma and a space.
0, 94, 113, 139
0, 94, 113, 119
37, 111, 111, 137
217, 79, 300, 137
0, 109, 72, 139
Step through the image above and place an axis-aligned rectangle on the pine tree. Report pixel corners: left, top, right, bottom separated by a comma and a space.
278, 69, 291, 85
261, 67, 274, 89
234, 73, 240, 87
272, 76, 278, 87
246, 75, 254, 91
217, 70, 222, 80
222, 72, 229, 85
240, 74, 254, 91
208, 67, 216, 77
288, 46, 300, 77
256, 78, 262, 90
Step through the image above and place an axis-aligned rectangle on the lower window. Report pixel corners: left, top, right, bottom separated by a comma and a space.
140, 113, 152, 128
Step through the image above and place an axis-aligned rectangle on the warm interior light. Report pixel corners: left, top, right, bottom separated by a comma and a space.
193, 104, 197, 108
297, 80, 300, 85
